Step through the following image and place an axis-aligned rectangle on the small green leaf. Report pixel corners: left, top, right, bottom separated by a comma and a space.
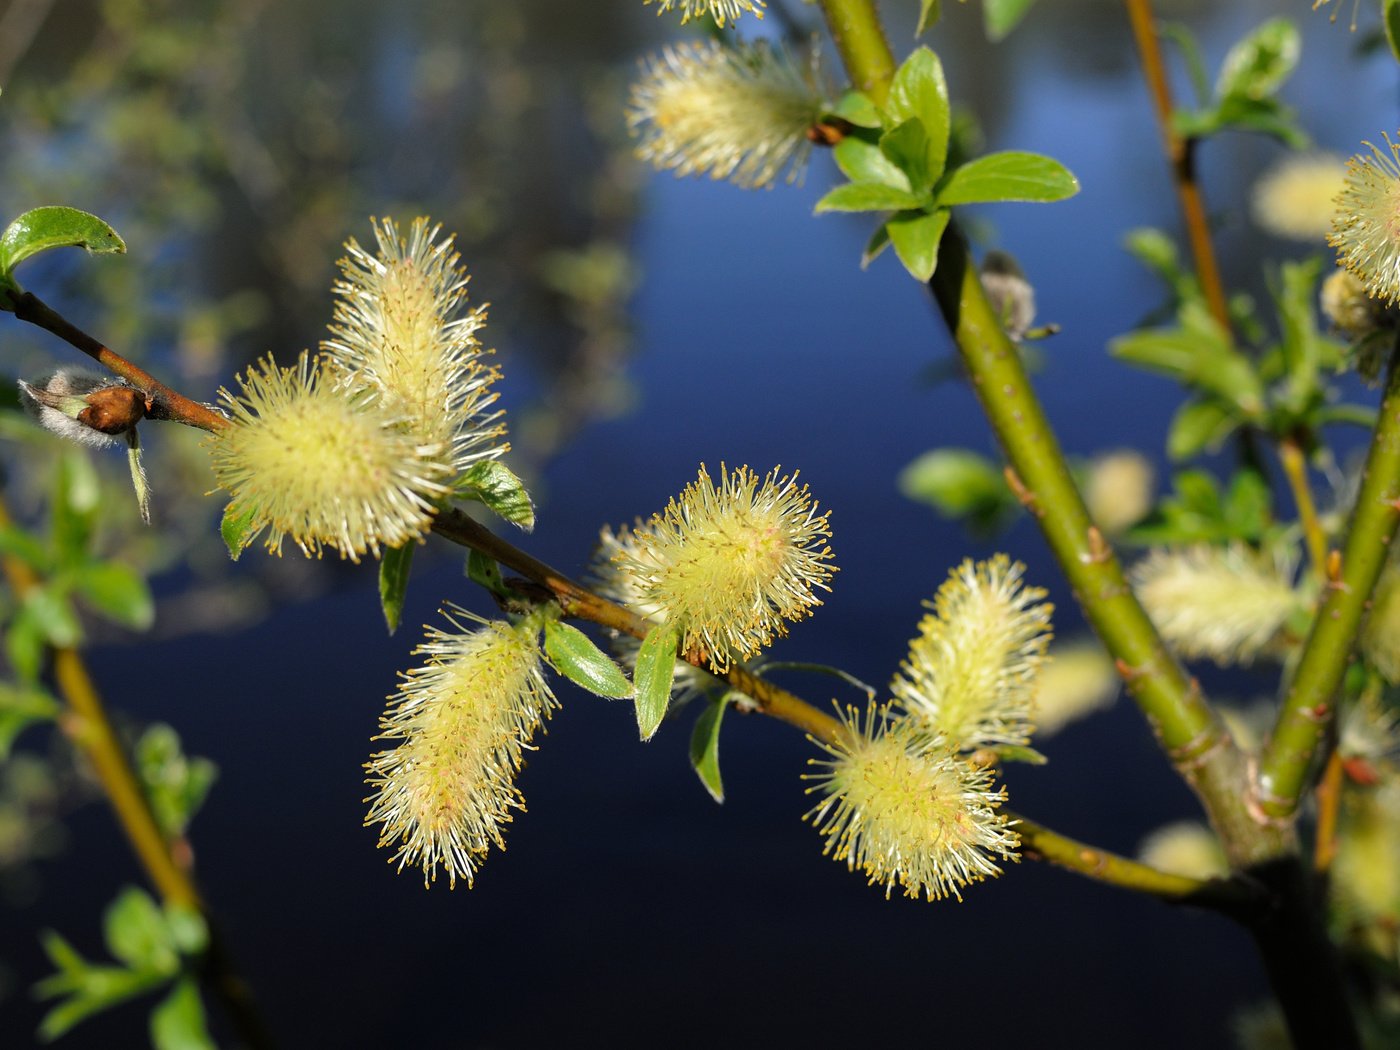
916, 0, 941, 35
219, 500, 260, 561
36, 967, 165, 1041
936, 151, 1079, 205
982, 0, 1037, 41
466, 549, 506, 595
862, 222, 892, 268
987, 743, 1047, 765
814, 181, 925, 214
634, 623, 679, 741
833, 134, 911, 189
0, 207, 125, 282
544, 619, 634, 699
6, 608, 47, 683
457, 460, 535, 532
39, 930, 87, 978
879, 119, 933, 192
1167, 398, 1240, 461
104, 887, 177, 975
748, 661, 878, 701
137, 724, 218, 839
688, 696, 728, 803
0, 682, 60, 759
1387, 0, 1400, 64
1223, 469, 1272, 538
378, 543, 415, 635
162, 906, 208, 957
884, 47, 950, 180
897, 447, 1016, 532
23, 586, 81, 648
150, 977, 215, 1050
74, 562, 154, 631
887, 208, 950, 282
830, 91, 881, 129
53, 451, 99, 567
1215, 18, 1299, 102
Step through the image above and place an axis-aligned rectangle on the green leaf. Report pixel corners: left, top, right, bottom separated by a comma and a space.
6, 608, 47, 683
884, 47, 950, 181
862, 222, 893, 268
748, 661, 878, 701
1215, 18, 1299, 102
936, 151, 1079, 205
0, 523, 52, 572
0, 682, 60, 759
378, 543, 415, 635
162, 906, 208, 957
39, 930, 87, 979
814, 181, 925, 214
887, 208, 949, 283
219, 500, 260, 561
1110, 302, 1265, 417
1167, 398, 1240, 461
832, 134, 910, 189
150, 977, 215, 1050
104, 887, 177, 975
989, 743, 1048, 765
23, 586, 81, 648
982, 0, 1037, 41
74, 562, 154, 631
465, 549, 506, 595
137, 724, 218, 839
897, 447, 1016, 531
457, 460, 535, 532
1387, 0, 1400, 64
0, 207, 125, 282
916, 0, 941, 35
688, 696, 728, 803
36, 966, 165, 1041
879, 119, 933, 192
52, 451, 99, 567
634, 623, 679, 741
1223, 469, 1272, 538
830, 91, 881, 129
543, 619, 634, 699
1159, 22, 1211, 105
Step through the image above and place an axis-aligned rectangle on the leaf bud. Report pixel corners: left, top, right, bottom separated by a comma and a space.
18, 369, 145, 449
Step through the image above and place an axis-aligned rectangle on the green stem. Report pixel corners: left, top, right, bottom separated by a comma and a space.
929, 228, 1283, 864
1257, 357, 1400, 820
815, 0, 895, 105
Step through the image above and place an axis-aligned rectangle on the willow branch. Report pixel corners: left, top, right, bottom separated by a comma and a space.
1279, 435, 1328, 586
1124, 0, 1231, 332
12, 291, 230, 433
0, 498, 271, 1048
1257, 358, 1400, 821
815, 0, 896, 105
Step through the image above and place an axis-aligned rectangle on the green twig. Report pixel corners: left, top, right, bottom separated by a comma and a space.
1257, 357, 1400, 821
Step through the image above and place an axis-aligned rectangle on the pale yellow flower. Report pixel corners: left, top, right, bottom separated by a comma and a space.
1033, 639, 1119, 738
324, 217, 506, 480
1251, 153, 1347, 241
364, 612, 556, 889
804, 706, 1019, 901
208, 352, 448, 561
1333, 778, 1400, 926
1330, 135, 1400, 304
1320, 266, 1383, 337
890, 555, 1053, 750
1084, 450, 1154, 535
628, 40, 823, 189
620, 464, 835, 671
1132, 544, 1302, 665
1137, 820, 1228, 880
642, 0, 764, 27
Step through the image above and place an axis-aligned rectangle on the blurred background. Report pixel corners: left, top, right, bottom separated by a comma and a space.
0, 0, 1394, 1046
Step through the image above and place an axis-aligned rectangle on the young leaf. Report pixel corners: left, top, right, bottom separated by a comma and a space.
0, 682, 60, 759
378, 542, 415, 634
1387, 0, 1400, 64
830, 91, 881, 129
884, 47, 950, 181
23, 585, 82, 648
137, 724, 218, 839
862, 222, 893, 268
634, 623, 679, 741
219, 500, 260, 561
916, 0, 941, 35
936, 151, 1079, 205
0, 206, 125, 283
688, 695, 729, 803
74, 562, 155, 631
814, 182, 925, 214
104, 887, 178, 975
986, 743, 1047, 765
879, 119, 933, 192
150, 977, 215, 1050
465, 549, 506, 595
897, 447, 1017, 532
1166, 398, 1240, 461
833, 134, 911, 190
0, 522, 52, 573
887, 208, 950, 282
544, 619, 634, 699
1215, 18, 1299, 102
982, 0, 1037, 41
457, 460, 535, 532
